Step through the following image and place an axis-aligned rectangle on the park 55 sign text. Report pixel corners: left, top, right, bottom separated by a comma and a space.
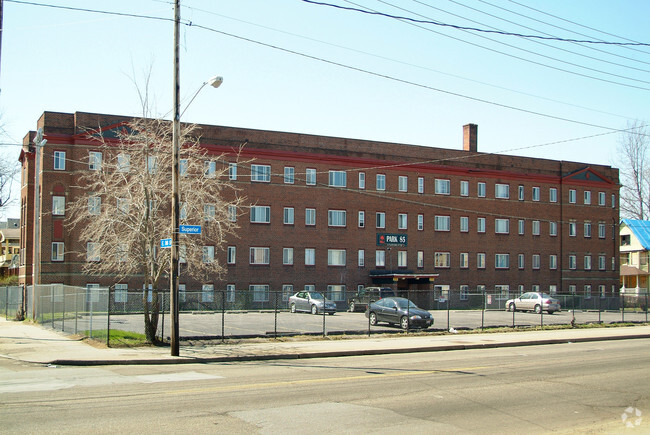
376, 233, 408, 247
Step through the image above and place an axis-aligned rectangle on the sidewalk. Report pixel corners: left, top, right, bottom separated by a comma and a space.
1, 318, 649, 366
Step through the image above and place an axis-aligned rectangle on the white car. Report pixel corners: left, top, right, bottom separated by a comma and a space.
506, 292, 561, 314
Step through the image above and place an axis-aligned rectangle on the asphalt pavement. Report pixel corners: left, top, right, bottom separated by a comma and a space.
1, 317, 649, 366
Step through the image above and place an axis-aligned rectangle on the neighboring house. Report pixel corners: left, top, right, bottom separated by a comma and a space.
0, 227, 20, 277
620, 219, 650, 295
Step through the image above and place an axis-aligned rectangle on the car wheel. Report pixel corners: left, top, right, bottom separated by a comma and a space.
508, 302, 516, 312
290, 303, 296, 313
328, 312, 335, 315
547, 310, 555, 315
349, 301, 356, 312
534, 304, 542, 314
311, 304, 318, 315
400, 316, 409, 330
369, 312, 377, 326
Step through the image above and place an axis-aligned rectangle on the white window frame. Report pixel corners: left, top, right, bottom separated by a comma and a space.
204, 160, 217, 178
358, 249, 365, 267
495, 253, 509, 269
283, 247, 294, 265
305, 208, 316, 226
418, 177, 425, 194
398, 176, 408, 192
435, 179, 451, 195
88, 151, 102, 171
227, 246, 236, 264
417, 251, 424, 268
434, 252, 451, 268
376, 212, 386, 229
532, 254, 541, 270
398, 213, 408, 230
305, 248, 315, 266
284, 207, 295, 225
327, 249, 346, 266
250, 205, 271, 223
495, 183, 509, 199
328, 210, 347, 227
495, 218, 509, 234
397, 251, 407, 267
477, 182, 486, 198
52, 196, 65, 216
460, 216, 469, 233
358, 211, 365, 228
284, 166, 295, 184
477, 253, 486, 269
532, 186, 540, 201
460, 180, 469, 197
376, 174, 386, 191
86, 242, 100, 262
532, 220, 540, 236
435, 215, 450, 231
249, 247, 270, 265
251, 164, 271, 182
376, 250, 385, 267
54, 151, 66, 170
306, 168, 316, 185
459, 252, 468, 269
88, 196, 101, 215
228, 163, 237, 180
417, 214, 424, 231
549, 254, 557, 270
251, 284, 269, 302
550, 188, 558, 203
51, 242, 64, 262
328, 170, 347, 187
477, 217, 486, 233
359, 172, 365, 189
202, 246, 215, 263
584, 190, 591, 205
569, 189, 577, 204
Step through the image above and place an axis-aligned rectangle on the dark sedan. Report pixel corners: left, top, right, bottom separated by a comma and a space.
366, 297, 434, 329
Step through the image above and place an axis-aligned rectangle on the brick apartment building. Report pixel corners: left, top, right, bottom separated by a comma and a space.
19, 111, 620, 308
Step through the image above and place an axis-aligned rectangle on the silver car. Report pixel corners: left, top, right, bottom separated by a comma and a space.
506, 292, 561, 314
289, 291, 337, 315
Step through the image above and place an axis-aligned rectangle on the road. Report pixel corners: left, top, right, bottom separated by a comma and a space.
1, 338, 648, 433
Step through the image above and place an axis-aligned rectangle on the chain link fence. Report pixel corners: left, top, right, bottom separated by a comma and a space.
0, 286, 24, 320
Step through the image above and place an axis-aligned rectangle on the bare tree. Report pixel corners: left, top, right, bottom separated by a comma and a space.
0, 154, 18, 211
617, 120, 650, 220
67, 118, 246, 343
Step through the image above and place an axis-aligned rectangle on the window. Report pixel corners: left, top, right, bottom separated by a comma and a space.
227, 246, 236, 264
201, 284, 214, 303
54, 151, 66, 170
584, 222, 592, 238
417, 251, 424, 268
251, 164, 271, 182
250, 206, 271, 223
117, 243, 128, 263
328, 249, 346, 266
376, 250, 385, 267
434, 252, 450, 268
495, 184, 509, 199
435, 179, 450, 195
584, 255, 592, 270
306, 168, 316, 185
477, 217, 486, 233
569, 284, 577, 294
228, 205, 236, 222
460, 180, 469, 197
358, 249, 365, 267
435, 215, 450, 231
550, 188, 558, 203
417, 214, 424, 231
599, 255, 606, 270
284, 167, 295, 184
284, 207, 295, 225
114, 284, 128, 303
376, 212, 386, 229
584, 285, 592, 299
584, 190, 591, 205
418, 177, 425, 194
376, 174, 386, 191
518, 185, 524, 201
532, 220, 540, 236
329, 170, 346, 187
550, 221, 557, 236
495, 254, 509, 269
251, 284, 269, 302
518, 254, 525, 269
569, 255, 577, 270
305, 248, 315, 266
204, 160, 216, 178
612, 194, 616, 208
460, 216, 469, 233
202, 246, 215, 263
89, 151, 102, 171
359, 172, 365, 189
532, 187, 540, 201
599, 223, 606, 239
227, 284, 236, 303
117, 153, 130, 172
328, 210, 346, 227
305, 208, 316, 226
460, 252, 468, 269
495, 218, 509, 234
358, 211, 365, 228
88, 196, 101, 215
147, 156, 158, 174
460, 285, 469, 301
51, 242, 64, 261
204, 204, 216, 221
398, 213, 408, 230
532, 254, 541, 270
86, 242, 100, 262
228, 163, 237, 180
569, 189, 576, 203
250, 247, 270, 265
477, 182, 486, 197
569, 221, 577, 237
549, 255, 557, 270
52, 196, 65, 216
327, 285, 346, 302
283, 248, 294, 265
397, 251, 407, 267
477, 253, 486, 269
599, 285, 606, 298
518, 219, 525, 235
398, 176, 408, 192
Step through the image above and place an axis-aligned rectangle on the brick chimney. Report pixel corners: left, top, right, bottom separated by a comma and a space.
463, 123, 478, 152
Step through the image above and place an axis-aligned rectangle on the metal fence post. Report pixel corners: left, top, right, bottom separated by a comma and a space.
646, 292, 648, 323
274, 289, 278, 339
160, 291, 165, 343
221, 289, 225, 343
74, 288, 78, 335
107, 287, 111, 347
4, 286, 8, 320
481, 288, 485, 330
446, 290, 450, 331
598, 292, 602, 324
51, 285, 54, 329
62, 286, 66, 332
89, 297, 93, 339
621, 292, 625, 323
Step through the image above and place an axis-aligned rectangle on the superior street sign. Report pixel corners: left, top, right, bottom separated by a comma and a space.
179, 225, 202, 235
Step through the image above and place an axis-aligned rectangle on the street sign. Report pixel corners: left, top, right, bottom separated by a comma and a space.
376, 233, 407, 247
179, 225, 202, 235
160, 238, 172, 248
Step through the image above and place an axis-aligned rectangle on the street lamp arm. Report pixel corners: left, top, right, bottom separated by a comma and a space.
180, 76, 223, 118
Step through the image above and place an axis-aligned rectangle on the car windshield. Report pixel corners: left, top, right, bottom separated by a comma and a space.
541, 294, 554, 299
310, 292, 324, 299
396, 299, 418, 309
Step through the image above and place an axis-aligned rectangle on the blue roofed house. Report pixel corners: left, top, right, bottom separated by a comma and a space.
619, 219, 650, 296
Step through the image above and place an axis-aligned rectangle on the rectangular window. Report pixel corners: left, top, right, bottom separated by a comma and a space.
204, 160, 217, 178
202, 284, 214, 303
417, 214, 424, 231
398, 213, 408, 230
435, 179, 450, 195
228, 163, 237, 180
305, 248, 315, 266
584, 255, 592, 270
376, 250, 385, 267
117, 153, 130, 173
284, 167, 295, 184
569, 221, 577, 237
376, 174, 386, 191
434, 252, 451, 268
51, 242, 64, 261
358, 211, 365, 228
584, 222, 592, 238
495, 218, 509, 234
204, 204, 216, 221
398, 176, 408, 192
418, 177, 425, 194
226, 284, 235, 303
376, 212, 386, 229
550, 221, 557, 236
328, 210, 347, 227
549, 255, 557, 270
228, 205, 236, 222
460, 180, 469, 197
495, 184, 509, 199
435, 215, 450, 231
358, 249, 365, 267
306, 168, 316, 185
87, 242, 100, 262
460, 285, 469, 301
227, 246, 236, 264
305, 208, 316, 226
147, 156, 158, 174
599, 255, 606, 270
460, 252, 468, 269
328, 249, 346, 266
249, 247, 270, 265
251, 285, 269, 302
397, 251, 407, 267
52, 196, 65, 216
518, 219, 525, 235
250, 205, 271, 223
495, 254, 509, 269
477, 182, 486, 198
584, 190, 591, 205
117, 243, 128, 263
532, 220, 540, 236
329, 170, 346, 187
179, 159, 187, 177
518, 185, 524, 201
359, 172, 365, 189
283, 247, 294, 265
284, 207, 294, 225
114, 284, 128, 303
569, 189, 576, 203
251, 164, 271, 182
477, 217, 486, 233
532, 187, 540, 201
518, 254, 525, 269
584, 285, 592, 300
532, 254, 541, 269
202, 246, 215, 263
460, 216, 469, 233
599, 223, 606, 239
477, 253, 486, 269
417, 251, 424, 268
327, 285, 345, 302
89, 151, 102, 171
54, 151, 66, 170
612, 194, 616, 208
569, 254, 577, 270
550, 188, 558, 203
88, 196, 101, 215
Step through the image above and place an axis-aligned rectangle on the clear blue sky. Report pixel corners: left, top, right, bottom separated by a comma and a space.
1, 0, 649, 218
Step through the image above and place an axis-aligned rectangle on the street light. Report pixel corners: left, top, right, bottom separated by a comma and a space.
170, 0, 222, 356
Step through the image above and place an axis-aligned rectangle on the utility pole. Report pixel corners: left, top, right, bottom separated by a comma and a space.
32, 128, 46, 319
